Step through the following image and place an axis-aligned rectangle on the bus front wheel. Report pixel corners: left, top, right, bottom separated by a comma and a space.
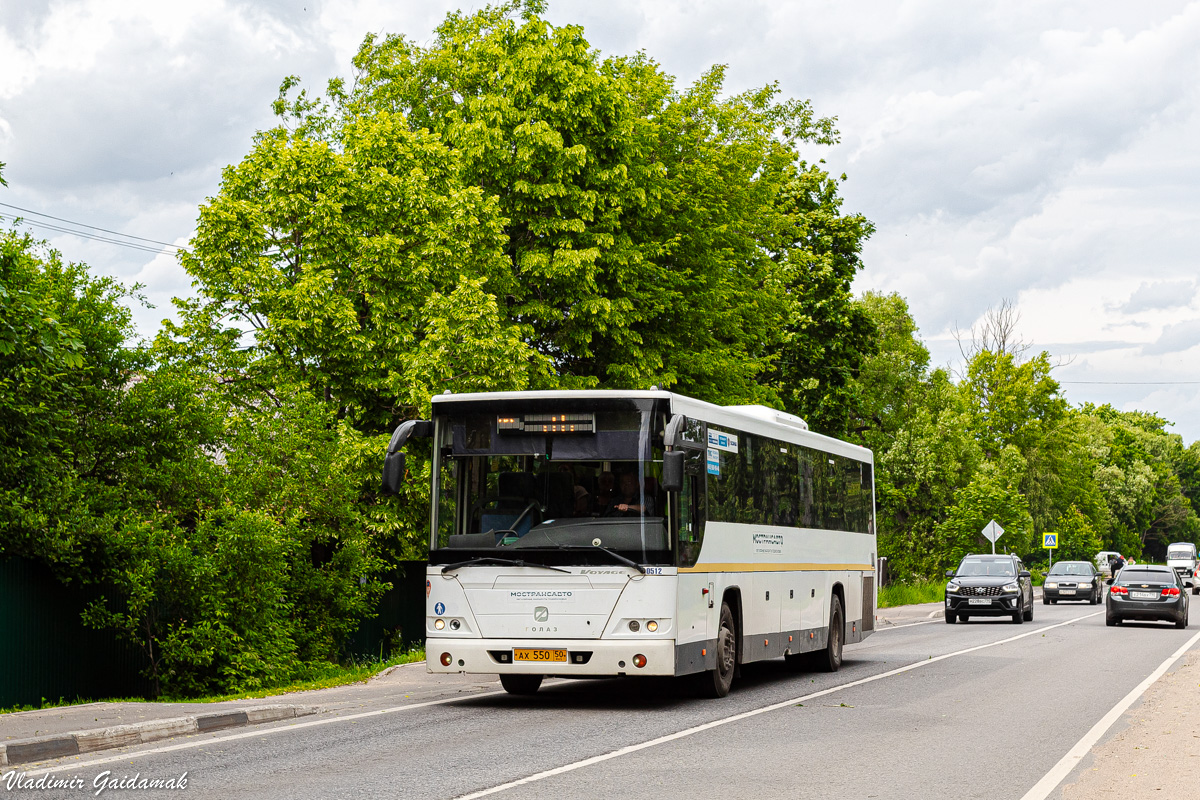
500, 674, 543, 695
699, 602, 737, 698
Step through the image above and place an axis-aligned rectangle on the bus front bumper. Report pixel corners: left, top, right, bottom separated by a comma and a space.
426, 638, 678, 677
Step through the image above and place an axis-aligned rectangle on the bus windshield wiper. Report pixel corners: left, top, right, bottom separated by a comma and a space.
440, 557, 571, 574
549, 545, 647, 574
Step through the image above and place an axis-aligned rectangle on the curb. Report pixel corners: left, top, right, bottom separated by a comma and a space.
0, 704, 317, 768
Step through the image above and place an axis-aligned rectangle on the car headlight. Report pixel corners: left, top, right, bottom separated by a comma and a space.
947, 581, 960, 593
1002, 582, 1019, 592
1045, 582, 1058, 589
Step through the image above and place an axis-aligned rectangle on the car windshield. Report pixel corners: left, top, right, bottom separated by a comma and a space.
1117, 569, 1174, 585
956, 558, 1015, 577
1048, 563, 1092, 576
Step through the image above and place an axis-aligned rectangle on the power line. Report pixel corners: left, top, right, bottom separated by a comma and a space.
0, 201, 186, 250
1060, 381, 1200, 385
1, 214, 176, 256
0, 214, 187, 257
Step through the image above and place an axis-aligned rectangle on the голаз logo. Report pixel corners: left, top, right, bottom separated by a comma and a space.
534, 606, 549, 622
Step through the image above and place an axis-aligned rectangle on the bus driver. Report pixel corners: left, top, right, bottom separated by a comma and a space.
606, 471, 654, 516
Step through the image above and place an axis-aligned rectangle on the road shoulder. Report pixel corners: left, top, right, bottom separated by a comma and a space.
1059, 648, 1200, 797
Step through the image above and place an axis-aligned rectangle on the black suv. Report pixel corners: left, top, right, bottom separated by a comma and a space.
945, 554, 1035, 624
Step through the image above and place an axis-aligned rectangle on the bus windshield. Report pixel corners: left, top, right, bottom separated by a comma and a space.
431, 404, 669, 565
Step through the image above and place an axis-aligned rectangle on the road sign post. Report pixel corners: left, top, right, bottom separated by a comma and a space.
981, 520, 1004, 554
1043, 532, 1058, 568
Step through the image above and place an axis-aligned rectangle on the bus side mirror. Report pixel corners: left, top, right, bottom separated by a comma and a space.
661, 450, 685, 492
381, 419, 433, 495
382, 451, 405, 495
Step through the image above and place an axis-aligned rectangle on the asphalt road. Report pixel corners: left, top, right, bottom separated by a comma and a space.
14, 600, 1197, 800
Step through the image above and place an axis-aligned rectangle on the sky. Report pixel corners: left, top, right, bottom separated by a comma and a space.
2, 1, 1199, 441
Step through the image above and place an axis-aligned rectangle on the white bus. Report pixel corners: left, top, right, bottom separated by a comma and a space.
382, 390, 877, 697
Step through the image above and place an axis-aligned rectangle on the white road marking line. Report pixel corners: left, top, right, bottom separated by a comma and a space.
452, 613, 1100, 800
1019, 626, 1200, 800
8, 689, 508, 779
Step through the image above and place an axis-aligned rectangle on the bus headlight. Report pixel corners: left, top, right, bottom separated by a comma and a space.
434, 618, 445, 630
449, 619, 461, 631
628, 620, 640, 632
646, 620, 658, 632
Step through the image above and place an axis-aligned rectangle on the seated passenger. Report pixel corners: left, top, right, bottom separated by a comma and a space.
595, 471, 616, 508
573, 483, 591, 515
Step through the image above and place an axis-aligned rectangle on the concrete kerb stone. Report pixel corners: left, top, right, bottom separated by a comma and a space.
0, 705, 317, 767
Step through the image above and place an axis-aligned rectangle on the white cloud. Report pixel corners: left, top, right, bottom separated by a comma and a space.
1115, 281, 1198, 314
1143, 319, 1200, 356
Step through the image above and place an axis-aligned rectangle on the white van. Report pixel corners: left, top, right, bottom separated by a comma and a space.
1165, 542, 1199, 594
1095, 550, 1121, 578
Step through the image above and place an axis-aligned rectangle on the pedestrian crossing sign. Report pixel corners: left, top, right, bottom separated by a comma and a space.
1043, 532, 1058, 549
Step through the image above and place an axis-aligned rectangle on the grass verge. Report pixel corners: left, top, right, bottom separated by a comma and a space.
878, 581, 945, 608
0, 648, 426, 714
174, 648, 427, 704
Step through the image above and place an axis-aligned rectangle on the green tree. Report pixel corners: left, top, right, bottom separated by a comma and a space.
874, 370, 982, 580
767, 171, 877, 434
333, 9, 856, 403
1051, 504, 1103, 563
1080, 405, 1199, 558
164, 111, 522, 432
934, 447, 1033, 571
961, 350, 1066, 459
844, 292, 931, 448
177, 1, 870, 420
0, 230, 143, 568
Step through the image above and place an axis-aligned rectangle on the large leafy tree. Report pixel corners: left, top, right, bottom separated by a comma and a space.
172, 1, 873, 428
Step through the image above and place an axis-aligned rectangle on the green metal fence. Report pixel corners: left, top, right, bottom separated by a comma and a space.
0, 557, 429, 707
346, 560, 428, 660
0, 558, 151, 708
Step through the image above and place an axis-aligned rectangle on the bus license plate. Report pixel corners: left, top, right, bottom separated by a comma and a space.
968, 598, 991, 605
513, 648, 567, 663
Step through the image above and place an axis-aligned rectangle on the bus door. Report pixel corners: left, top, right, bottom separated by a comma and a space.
676, 446, 710, 674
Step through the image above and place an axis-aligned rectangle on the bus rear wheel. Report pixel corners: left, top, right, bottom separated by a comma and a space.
698, 601, 737, 698
500, 674, 543, 695
814, 595, 844, 672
